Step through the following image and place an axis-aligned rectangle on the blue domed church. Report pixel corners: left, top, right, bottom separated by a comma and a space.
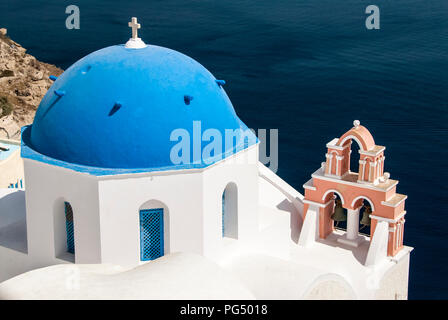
0, 19, 412, 300
18, 19, 259, 266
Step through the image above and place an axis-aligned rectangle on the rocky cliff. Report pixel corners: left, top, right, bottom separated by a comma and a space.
0, 28, 63, 140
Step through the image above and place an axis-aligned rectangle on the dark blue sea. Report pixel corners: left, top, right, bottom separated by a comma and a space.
1, 0, 447, 299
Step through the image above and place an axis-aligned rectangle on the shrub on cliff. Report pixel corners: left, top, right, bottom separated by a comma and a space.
0, 96, 13, 117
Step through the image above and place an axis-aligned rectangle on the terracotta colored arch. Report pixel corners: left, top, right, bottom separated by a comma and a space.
350, 195, 375, 211
337, 125, 375, 151
321, 189, 345, 205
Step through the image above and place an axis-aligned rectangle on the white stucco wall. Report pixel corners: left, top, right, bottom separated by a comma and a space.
375, 252, 411, 299
97, 145, 259, 266
19, 144, 260, 269
303, 274, 357, 300
97, 169, 204, 266
202, 145, 259, 257
23, 159, 102, 265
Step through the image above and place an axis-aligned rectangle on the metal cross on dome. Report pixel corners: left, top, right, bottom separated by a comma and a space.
128, 17, 141, 39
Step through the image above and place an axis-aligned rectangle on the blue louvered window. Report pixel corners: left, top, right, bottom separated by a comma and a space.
65, 202, 75, 254
140, 209, 164, 261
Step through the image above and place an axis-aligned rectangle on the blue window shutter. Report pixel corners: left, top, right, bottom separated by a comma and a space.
140, 209, 164, 261
65, 202, 75, 254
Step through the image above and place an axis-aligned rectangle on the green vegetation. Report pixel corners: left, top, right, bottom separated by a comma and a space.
0, 96, 13, 117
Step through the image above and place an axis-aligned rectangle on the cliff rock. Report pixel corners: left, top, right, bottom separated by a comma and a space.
0, 28, 63, 139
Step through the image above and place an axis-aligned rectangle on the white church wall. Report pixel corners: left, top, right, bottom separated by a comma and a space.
23, 159, 102, 265
202, 145, 259, 257
0, 245, 73, 282
302, 274, 357, 300
97, 169, 204, 267
97, 145, 259, 266
258, 176, 289, 209
375, 252, 411, 300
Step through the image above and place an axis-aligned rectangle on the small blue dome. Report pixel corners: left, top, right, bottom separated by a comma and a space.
27, 44, 256, 173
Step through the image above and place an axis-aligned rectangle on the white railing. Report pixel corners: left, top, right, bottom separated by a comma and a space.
258, 162, 304, 217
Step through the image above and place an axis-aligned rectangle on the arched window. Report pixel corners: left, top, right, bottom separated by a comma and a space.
64, 202, 75, 254
351, 196, 375, 236
53, 199, 75, 261
350, 140, 360, 173
222, 182, 238, 239
331, 193, 347, 230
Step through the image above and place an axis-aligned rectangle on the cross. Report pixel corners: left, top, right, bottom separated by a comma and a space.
128, 17, 141, 39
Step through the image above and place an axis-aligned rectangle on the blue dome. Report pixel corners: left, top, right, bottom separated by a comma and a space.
26, 44, 256, 173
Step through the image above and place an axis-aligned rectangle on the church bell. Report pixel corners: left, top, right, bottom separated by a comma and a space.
331, 199, 346, 224
360, 205, 372, 228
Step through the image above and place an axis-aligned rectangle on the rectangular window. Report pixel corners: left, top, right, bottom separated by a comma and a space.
140, 209, 164, 261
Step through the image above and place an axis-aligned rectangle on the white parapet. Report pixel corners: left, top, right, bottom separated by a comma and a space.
365, 220, 389, 267
298, 207, 318, 247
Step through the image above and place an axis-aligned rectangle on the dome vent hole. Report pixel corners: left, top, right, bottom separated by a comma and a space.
81, 65, 92, 75
108, 102, 122, 116
215, 79, 226, 87
184, 95, 194, 105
